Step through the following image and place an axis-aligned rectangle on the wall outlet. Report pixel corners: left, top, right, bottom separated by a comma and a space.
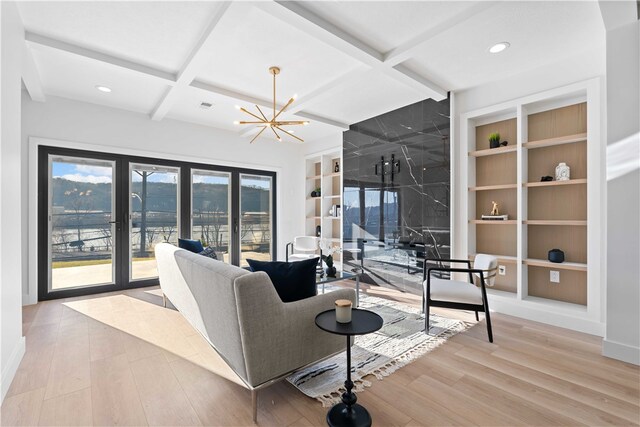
550, 270, 560, 283
498, 265, 506, 276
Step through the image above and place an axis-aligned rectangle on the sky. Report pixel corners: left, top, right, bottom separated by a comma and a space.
52, 161, 271, 189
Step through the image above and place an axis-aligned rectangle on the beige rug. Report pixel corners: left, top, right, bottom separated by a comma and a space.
286, 291, 470, 406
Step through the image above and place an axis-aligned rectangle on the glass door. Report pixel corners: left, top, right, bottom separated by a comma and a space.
191, 170, 231, 263
129, 163, 180, 281
239, 174, 273, 267
47, 155, 117, 292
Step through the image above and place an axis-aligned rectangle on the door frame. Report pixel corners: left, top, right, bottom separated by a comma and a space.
37, 145, 277, 301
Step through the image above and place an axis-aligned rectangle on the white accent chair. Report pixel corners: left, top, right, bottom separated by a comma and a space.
285, 236, 320, 262
423, 254, 498, 342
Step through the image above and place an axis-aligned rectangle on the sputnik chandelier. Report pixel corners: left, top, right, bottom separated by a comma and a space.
234, 66, 309, 143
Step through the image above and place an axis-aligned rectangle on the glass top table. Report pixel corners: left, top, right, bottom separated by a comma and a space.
316, 270, 362, 307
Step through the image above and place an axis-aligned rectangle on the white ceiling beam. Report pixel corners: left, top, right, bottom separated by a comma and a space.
25, 32, 176, 83
22, 45, 46, 102
256, 1, 447, 101
383, 2, 499, 67
598, 0, 638, 31
151, 1, 233, 121
190, 79, 347, 129
293, 111, 349, 130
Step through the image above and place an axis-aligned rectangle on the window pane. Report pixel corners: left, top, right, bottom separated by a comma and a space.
49, 156, 115, 290
240, 174, 272, 267
130, 164, 179, 280
191, 170, 231, 263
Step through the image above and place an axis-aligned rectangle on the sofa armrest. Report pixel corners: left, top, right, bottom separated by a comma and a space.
234, 272, 356, 387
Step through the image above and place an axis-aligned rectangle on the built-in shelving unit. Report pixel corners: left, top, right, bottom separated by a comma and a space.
459, 78, 603, 335
305, 149, 343, 269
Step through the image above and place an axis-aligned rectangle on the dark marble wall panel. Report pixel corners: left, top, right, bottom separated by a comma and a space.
343, 97, 450, 293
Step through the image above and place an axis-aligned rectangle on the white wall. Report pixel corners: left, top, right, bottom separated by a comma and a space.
603, 19, 640, 365
22, 93, 307, 304
305, 132, 343, 157
1, 1, 26, 403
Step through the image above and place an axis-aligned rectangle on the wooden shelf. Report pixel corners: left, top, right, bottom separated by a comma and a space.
305, 175, 321, 180
523, 132, 587, 150
468, 254, 517, 263
524, 220, 586, 226
324, 195, 341, 199
323, 172, 341, 178
469, 219, 517, 225
468, 145, 516, 157
524, 178, 587, 188
323, 217, 341, 220
306, 196, 321, 201
469, 184, 517, 191
306, 216, 320, 220
524, 258, 587, 272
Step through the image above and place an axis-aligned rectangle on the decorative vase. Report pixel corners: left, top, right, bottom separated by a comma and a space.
555, 162, 570, 181
310, 190, 317, 198
326, 266, 337, 277
334, 162, 340, 173
315, 225, 321, 237
489, 140, 500, 149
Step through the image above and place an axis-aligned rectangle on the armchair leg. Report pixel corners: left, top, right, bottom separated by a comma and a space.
251, 389, 258, 423
424, 301, 431, 333
475, 311, 479, 321
484, 307, 493, 343
162, 293, 167, 308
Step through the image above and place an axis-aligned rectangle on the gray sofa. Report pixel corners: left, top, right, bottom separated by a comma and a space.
154, 243, 356, 422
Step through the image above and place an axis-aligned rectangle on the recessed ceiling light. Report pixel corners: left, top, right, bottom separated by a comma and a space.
200, 102, 213, 109
95, 85, 112, 93
488, 42, 510, 54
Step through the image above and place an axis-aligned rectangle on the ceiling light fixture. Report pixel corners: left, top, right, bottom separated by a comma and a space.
488, 42, 510, 54
95, 85, 112, 93
234, 66, 309, 143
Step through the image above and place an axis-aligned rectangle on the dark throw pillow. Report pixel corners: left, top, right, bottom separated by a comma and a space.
178, 238, 204, 253
247, 258, 319, 303
199, 246, 218, 260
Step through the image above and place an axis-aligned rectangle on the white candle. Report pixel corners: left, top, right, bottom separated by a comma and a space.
335, 299, 352, 323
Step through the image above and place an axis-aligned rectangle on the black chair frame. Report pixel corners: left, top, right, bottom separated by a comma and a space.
422, 257, 493, 343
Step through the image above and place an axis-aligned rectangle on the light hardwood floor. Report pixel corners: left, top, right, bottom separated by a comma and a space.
1, 283, 639, 426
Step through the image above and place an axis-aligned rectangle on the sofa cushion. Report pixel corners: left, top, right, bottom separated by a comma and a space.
199, 246, 218, 260
247, 258, 319, 303
179, 238, 204, 253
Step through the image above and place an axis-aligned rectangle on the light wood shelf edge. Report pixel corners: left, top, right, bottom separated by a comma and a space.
469, 219, 517, 225
524, 178, 587, 187
468, 254, 518, 263
305, 175, 321, 180
524, 258, 587, 272
523, 220, 587, 226
523, 132, 587, 149
468, 145, 517, 157
469, 184, 517, 191
323, 172, 341, 178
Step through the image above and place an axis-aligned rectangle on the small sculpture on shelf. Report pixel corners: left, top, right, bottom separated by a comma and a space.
481, 201, 509, 220
334, 161, 340, 173
310, 187, 321, 198
490, 201, 500, 216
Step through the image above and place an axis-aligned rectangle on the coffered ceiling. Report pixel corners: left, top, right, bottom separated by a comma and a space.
18, 1, 605, 144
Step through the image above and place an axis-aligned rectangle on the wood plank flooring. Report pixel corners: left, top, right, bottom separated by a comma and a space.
1, 284, 638, 426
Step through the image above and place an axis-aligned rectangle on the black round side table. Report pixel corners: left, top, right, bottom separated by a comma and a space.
315, 309, 383, 427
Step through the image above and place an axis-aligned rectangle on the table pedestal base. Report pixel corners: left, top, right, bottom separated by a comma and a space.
326, 402, 371, 427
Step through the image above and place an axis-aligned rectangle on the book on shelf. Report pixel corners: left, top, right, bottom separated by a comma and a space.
481, 214, 509, 220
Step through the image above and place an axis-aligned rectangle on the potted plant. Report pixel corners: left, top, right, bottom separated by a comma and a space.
489, 132, 500, 149
311, 187, 321, 198
320, 239, 341, 277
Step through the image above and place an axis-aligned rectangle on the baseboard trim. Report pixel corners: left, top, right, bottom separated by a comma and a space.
602, 339, 640, 365
1, 336, 26, 404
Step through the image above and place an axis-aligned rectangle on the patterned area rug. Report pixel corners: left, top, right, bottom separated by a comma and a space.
286, 291, 470, 406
